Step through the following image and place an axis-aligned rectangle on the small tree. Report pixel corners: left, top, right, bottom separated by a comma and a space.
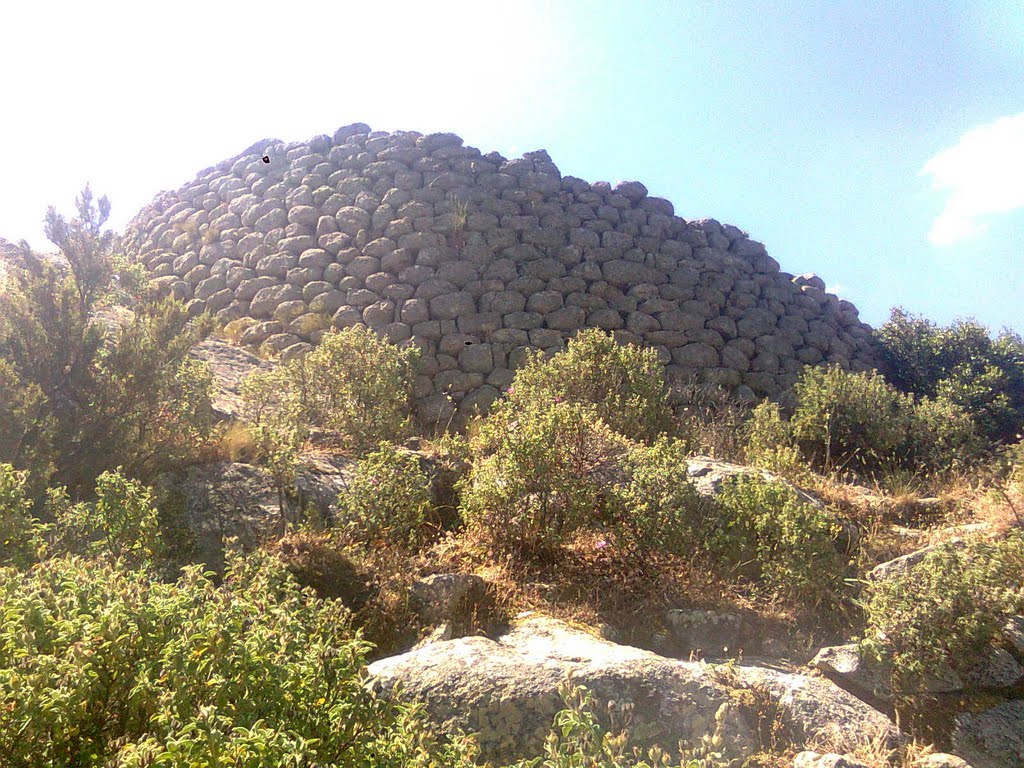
43, 184, 114, 314
0, 190, 213, 497
875, 308, 1024, 444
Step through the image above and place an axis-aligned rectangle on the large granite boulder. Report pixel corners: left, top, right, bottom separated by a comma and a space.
367, 614, 899, 764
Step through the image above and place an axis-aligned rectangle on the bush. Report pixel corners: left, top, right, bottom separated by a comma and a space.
607, 437, 710, 557
745, 365, 982, 478
0, 191, 214, 497
0, 551, 480, 767
49, 469, 163, 569
501, 328, 672, 442
875, 308, 1024, 443
861, 533, 1024, 694
0, 463, 45, 568
461, 401, 629, 558
338, 444, 434, 549
241, 326, 419, 453
709, 475, 844, 609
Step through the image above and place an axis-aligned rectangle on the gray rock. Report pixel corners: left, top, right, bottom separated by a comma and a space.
369, 614, 895, 765
189, 338, 273, 419
410, 573, 487, 625
912, 754, 974, 768
869, 539, 969, 582
952, 700, 1024, 768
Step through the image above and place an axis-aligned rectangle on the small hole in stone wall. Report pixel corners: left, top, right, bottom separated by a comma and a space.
465, 340, 474, 346
261, 155, 270, 163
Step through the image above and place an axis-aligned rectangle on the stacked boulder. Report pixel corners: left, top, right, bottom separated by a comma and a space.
121, 123, 876, 421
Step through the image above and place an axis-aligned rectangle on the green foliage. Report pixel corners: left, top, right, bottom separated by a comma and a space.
0, 464, 45, 568
50, 470, 163, 569
241, 326, 419, 454
338, 445, 433, 549
461, 401, 629, 558
608, 437, 710, 557
502, 328, 672, 442
508, 680, 731, 768
0, 191, 214, 497
710, 475, 844, 608
745, 365, 982, 478
0, 551, 480, 768
742, 402, 809, 480
43, 184, 114, 314
875, 308, 1024, 443
861, 533, 1024, 694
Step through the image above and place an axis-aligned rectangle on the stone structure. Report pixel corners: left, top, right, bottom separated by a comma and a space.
121, 123, 876, 421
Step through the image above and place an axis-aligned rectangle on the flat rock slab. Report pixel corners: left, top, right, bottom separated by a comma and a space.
367, 614, 898, 764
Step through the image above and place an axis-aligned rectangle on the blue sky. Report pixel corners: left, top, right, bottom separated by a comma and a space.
3, 0, 1022, 331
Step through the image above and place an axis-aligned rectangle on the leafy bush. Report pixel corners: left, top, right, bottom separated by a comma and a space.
461, 401, 629, 558
338, 444, 433, 549
0, 463, 45, 568
241, 326, 419, 453
745, 365, 981, 478
0, 191, 214, 497
0, 551, 480, 767
502, 328, 672, 442
709, 475, 844, 608
49, 469, 163, 569
875, 308, 1024, 443
607, 437, 710, 557
861, 533, 1024, 694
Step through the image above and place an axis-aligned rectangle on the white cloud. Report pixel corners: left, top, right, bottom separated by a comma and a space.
829, 283, 846, 296
921, 113, 1024, 246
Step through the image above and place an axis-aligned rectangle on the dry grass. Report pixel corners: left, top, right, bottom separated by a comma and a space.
805, 722, 942, 768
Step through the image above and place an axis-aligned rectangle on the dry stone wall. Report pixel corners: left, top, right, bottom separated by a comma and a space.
121, 123, 877, 423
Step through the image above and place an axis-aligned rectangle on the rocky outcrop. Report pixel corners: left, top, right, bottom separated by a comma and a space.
121, 124, 877, 423
367, 613, 898, 764
189, 338, 271, 419
155, 454, 354, 573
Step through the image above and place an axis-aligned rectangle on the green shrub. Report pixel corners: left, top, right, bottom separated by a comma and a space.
861, 533, 1024, 694
0, 463, 45, 568
745, 365, 982, 478
0, 193, 214, 497
875, 308, 1024, 443
0, 551, 480, 767
742, 401, 809, 480
50, 469, 163, 569
338, 444, 433, 549
502, 328, 672, 442
709, 475, 844, 608
461, 401, 629, 558
241, 326, 419, 453
607, 437, 709, 557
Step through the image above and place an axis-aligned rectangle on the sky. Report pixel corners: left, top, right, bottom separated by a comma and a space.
2, 0, 1022, 332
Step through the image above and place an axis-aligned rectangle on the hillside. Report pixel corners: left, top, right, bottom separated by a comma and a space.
0, 129, 1023, 767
